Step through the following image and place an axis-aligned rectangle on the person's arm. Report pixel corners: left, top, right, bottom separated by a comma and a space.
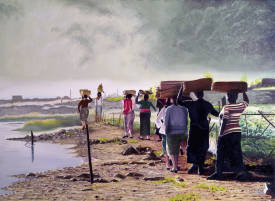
219, 106, 229, 135
164, 108, 170, 134
209, 104, 219, 117
135, 93, 141, 104
243, 92, 249, 104
219, 119, 228, 136
156, 108, 165, 129
88, 96, 93, 103
78, 101, 82, 113
177, 84, 184, 105
150, 102, 156, 111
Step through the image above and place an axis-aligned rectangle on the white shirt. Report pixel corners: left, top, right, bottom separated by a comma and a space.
95, 97, 103, 106
155, 107, 167, 135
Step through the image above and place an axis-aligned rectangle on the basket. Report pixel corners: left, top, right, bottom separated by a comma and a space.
80, 89, 91, 96
123, 90, 136, 95
139, 90, 153, 95
183, 78, 213, 93
211, 81, 248, 92
97, 84, 104, 93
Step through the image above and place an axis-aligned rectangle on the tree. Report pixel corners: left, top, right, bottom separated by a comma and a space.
240, 75, 248, 83
203, 72, 214, 81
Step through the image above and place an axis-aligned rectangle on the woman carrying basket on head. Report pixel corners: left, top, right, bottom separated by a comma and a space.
135, 91, 156, 140
123, 93, 135, 138
78, 94, 93, 130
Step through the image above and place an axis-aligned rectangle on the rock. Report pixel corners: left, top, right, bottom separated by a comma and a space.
70, 178, 77, 182
94, 178, 109, 183
128, 161, 147, 165
114, 173, 126, 179
143, 176, 165, 181
126, 172, 144, 177
143, 151, 160, 160
148, 162, 156, 166
136, 145, 152, 154
26, 173, 36, 177
111, 179, 119, 182
121, 145, 139, 155
77, 173, 90, 178
176, 177, 184, 182
63, 175, 73, 179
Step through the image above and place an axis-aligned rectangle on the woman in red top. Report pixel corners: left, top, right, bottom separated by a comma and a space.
123, 94, 135, 138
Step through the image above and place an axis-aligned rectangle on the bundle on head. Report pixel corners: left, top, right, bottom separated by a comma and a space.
80, 89, 91, 96
97, 84, 104, 93
182, 78, 213, 94
159, 80, 186, 99
123, 90, 136, 96
211, 81, 247, 93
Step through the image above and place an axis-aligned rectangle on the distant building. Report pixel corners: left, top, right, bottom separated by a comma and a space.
12, 95, 23, 102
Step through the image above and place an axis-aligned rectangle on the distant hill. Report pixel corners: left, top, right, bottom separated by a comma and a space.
250, 78, 275, 90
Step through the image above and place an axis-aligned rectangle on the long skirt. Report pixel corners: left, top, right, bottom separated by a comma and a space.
166, 134, 186, 155
216, 132, 245, 174
140, 112, 151, 136
80, 107, 89, 122
186, 125, 209, 165
124, 111, 135, 134
95, 105, 102, 117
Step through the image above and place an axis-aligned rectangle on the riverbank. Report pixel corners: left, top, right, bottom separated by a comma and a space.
1, 122, 273, 201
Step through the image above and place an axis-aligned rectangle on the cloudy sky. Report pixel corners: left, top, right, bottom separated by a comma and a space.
1, 0, 275, 99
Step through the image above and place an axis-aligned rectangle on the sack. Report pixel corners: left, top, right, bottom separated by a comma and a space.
211, 81, 247, 92
183, 78, 212, 93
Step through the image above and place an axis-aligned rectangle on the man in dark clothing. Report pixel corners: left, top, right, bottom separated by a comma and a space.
177, 87, 219, 174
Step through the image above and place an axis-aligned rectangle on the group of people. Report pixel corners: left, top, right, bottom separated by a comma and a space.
123, 87, 250, 180
78, 92, 103, 129
79, 87, 250, 181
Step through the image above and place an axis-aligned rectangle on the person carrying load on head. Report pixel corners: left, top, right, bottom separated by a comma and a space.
95, 92, 103, 122
164, 96, 188, 173
177, 83, 219, 175
207, 82, 250, 180
135, 90, 156, 140
155, 98, 171, 169
123, 91, 135, 138
78, 90, 93, 130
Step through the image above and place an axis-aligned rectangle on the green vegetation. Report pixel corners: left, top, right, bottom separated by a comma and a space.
203, 72, 214, 81
169, 192, 200, 201
252, 86, 275, 90
0, 113, 77, 122
240, 74, 248, 82
16, 116, 81, 132
128, 139, 138, 143
105, 96, 123, 102
193, 183, 226, 192
250, 77, 262, 87
154, 177, 187, 188
154, 150, 163, 157
97, 137, 109, 143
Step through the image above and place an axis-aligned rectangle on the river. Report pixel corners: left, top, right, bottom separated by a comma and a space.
0, 122, 83, 195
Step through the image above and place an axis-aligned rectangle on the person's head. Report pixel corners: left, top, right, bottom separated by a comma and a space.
97, 92, 102, 98
165, 98, 171, 107
144, 94, 149, 101
227, 91, 238, 104
83, 95, 88, 99
126, 94, 132, 99
195, 91, 204, 99
171, 96, 177, 105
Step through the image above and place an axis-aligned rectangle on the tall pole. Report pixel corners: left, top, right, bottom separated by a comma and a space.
85, 124, 94, 183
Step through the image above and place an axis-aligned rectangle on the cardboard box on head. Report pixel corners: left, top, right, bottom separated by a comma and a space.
159, 80, 188, 98
212, 81, 248, 92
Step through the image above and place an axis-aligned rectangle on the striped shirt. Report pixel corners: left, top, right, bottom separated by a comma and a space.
219, 101, 248, 136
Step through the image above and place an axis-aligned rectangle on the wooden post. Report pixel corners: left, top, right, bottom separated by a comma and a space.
118, 113, 121, 127
85, 125, 94, 183
31, 130, 34, 146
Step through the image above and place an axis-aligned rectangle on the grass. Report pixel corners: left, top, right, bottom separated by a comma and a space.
154, 177, 187, 188
97, 137, 109, 143
105, 96, 123, 102
128, 139, 138, 143
154, 150, 163, 157
169, 192, 200, 201
252, 86, 275, 90
193, 183, 226, 192
16, 116, 81, 132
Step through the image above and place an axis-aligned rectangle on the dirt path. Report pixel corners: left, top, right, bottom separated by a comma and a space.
0, 123, 273, 201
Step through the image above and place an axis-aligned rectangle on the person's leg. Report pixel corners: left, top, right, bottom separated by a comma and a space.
128, 112, 135, 137
123, 114, 128, 137
145, 113, 151, 140
198, 131, 210, 175
187, 126, 200, 174
207, 136, 226, 180
139, 113, 144, 139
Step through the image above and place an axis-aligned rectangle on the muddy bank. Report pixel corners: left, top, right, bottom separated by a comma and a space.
1, 123, 273, 201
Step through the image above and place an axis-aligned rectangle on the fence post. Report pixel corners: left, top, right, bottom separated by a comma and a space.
85, 125, 94, 183
31, 130, 34, 146
112, 113, 115, 125
118, 113, 121, 127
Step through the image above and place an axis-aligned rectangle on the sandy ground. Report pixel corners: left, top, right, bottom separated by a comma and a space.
0, 123, 273, 201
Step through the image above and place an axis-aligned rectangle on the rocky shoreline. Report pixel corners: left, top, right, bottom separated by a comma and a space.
1, 123, 273, 201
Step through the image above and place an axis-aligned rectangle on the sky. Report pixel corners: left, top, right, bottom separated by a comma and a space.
1, 0, 275, 99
